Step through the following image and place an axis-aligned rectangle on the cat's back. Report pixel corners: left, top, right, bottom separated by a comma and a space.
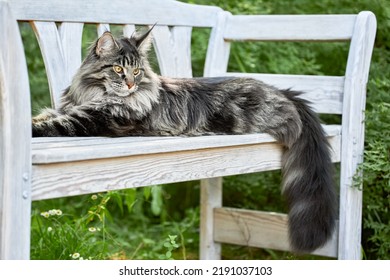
160, 76, 278, 98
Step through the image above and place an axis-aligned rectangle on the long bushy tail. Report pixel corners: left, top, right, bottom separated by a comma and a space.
281, 90, 336, 253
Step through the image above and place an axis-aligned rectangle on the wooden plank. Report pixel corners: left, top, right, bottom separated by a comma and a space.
123, 24, 136, 38
204, 11, 231, 77
200, 177, 222, 260
223, 15, 356, 41
31, 133, 341, 201
152, 25, 177, 77
31, 134, 276, 163
338, 11, 377, 260
171, 26, 193, 77
31, 143, 284, 200
224, 73, 344, 114
31, 21, 69, 108
31, 125, 341, 164
9, 0, 222, 27
97, 23, 110, 36
152, 25, 193, 78
214, 208, 338, 258
58, 22, 84, 84
0, 2, 32, 259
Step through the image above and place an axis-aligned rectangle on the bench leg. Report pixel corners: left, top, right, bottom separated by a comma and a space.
0, 174, 32, 260
200, 177, 222, 260
0, 2, 32, 259
338, 12, 377, 260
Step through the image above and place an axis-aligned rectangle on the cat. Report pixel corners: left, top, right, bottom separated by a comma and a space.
32, 27, 336, 254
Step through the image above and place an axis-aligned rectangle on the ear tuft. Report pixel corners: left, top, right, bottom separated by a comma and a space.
96, 32, 117, 56
133, 24, 156, 54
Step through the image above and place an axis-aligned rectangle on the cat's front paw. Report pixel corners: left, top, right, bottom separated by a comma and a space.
32, 109, 58, 124
32, 123, 55, 137
32, 124, 44, 137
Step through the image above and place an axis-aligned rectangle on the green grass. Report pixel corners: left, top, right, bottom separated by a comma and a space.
31, 187, 201, 260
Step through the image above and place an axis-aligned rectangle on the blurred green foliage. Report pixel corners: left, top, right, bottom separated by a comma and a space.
25, 0, 389, 259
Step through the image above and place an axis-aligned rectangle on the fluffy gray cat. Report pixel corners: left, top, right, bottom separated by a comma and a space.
32, 27, 336, 253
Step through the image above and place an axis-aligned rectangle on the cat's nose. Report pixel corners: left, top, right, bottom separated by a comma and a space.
126, 81, 135, 89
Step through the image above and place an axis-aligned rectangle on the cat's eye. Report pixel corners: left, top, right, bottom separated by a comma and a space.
113, 65, 123, 73
133, 68, 140, 76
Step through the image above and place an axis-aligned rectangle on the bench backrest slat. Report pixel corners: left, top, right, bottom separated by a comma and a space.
9, 0, 222, 27
31, 21, 76, 107
204, 13, 365, 115
224, 73, 345, 114
223, 15, 357, 41
152, 25, 193, 78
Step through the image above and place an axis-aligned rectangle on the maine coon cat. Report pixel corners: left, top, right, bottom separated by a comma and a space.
32, 27, 336, 253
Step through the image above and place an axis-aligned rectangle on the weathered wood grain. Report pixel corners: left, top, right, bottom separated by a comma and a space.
31, 21, 83, 109
204, 11, 231, 77
31, 125, 341, 164
0, 2, 32, 259
9, 0, 222, 27
31, 143, 284, 200
200, 178, 222, 260
58, 22, 84, 85
152, 25, 193, 77
338, 11, 377, 260
223, 15, 356, 41
214, 208, 338, 258
31, 132, 341, 201
31, 21, 69, 108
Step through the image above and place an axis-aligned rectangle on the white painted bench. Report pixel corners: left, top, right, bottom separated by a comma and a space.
0, 0, 376, 259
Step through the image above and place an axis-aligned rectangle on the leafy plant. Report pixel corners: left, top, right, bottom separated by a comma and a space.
161, 235, 180, 260
360, 103, 390, 259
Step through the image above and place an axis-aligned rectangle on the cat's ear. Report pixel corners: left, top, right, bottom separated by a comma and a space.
96, 32, 118, 57
134, 24, 156, 54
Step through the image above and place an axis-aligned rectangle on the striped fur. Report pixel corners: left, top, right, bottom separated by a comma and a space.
32, 29, 336, 253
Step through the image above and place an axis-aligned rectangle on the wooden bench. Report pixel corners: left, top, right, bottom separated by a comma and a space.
0, 0, 376, 259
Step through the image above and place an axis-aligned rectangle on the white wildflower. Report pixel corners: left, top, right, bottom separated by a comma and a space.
88, 227, 97, 232
40, 212, 50, 218
71, 253, 80, 259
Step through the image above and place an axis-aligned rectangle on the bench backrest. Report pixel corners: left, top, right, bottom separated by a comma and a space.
8, 0, 376, 118
9, 0, 224, 108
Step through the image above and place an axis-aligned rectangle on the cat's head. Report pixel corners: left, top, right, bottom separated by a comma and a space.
73, 27, 156, 101
95, 28, 154, 97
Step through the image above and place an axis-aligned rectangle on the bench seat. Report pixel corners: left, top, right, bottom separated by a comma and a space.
32, 125, 341, 164
31, 125, 341, 201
